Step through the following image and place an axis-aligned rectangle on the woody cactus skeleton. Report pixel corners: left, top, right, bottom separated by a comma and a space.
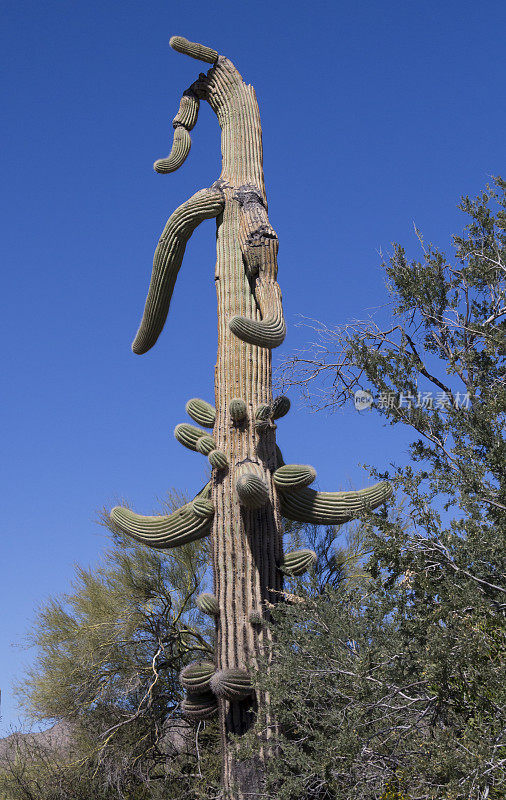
111, 36, 393, 798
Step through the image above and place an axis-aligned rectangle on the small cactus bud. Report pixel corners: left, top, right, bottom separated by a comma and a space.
174, 422, 208, 451
208, 449, 228, 469
279, 549, 318, 576
196, 593, 220, 616
273, 464, 317, 490
255, 403, 271, 421
180, 661, 215, 694
181, 692, 218, 721
196, 435, 216, 455
192, 496, 215, 519
210, 668, 254, 701
185, 397, 216, 428
230, 398, 247, 422
248, 610, 264, 626
271, 395, 290, 419
236, 464, 269, 509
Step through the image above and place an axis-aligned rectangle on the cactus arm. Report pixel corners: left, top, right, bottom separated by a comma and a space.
273, 464, 317, 490
154, 87, 200, 174
228, 186, 286, 349
279, 481, 393, 525
170, 35, 218, 64
110, 483, 213, 549
132, 186, 225, 354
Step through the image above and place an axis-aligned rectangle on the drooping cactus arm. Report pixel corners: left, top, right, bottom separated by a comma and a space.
110, 483, 214, 548
279, 481, 393, 525
132, 186, 225, 354
154, 86, 200, 174
228, 185, 286, 348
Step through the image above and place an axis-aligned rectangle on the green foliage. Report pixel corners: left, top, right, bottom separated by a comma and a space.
7, 490, 221, 799
264, 179, 506, 798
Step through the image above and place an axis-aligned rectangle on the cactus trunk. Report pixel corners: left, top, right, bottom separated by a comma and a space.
111, 34, 393, 800
209, 58, 282, 798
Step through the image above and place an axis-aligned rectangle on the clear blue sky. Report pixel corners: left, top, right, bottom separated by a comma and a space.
1, 0, 505, 733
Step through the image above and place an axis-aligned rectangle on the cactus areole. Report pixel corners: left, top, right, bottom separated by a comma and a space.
110, 36, 393, 799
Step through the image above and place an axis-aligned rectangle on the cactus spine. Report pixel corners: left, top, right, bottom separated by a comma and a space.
111, 35, 392, 798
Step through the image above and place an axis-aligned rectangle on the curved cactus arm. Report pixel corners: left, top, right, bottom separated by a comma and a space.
132, 186, 225, 354
110, 483, 214, 549
154, 88, 200, 174
170, 35, 218, 64
279, 481, 393, 525
228, 185, 286, 349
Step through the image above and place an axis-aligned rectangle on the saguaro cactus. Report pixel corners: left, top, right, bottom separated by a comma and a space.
111, 35, 392, 799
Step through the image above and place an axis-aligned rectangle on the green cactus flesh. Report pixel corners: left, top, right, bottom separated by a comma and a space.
210, 668, 254, 701
181, 692, 218, 721
185, 397, 216, 428
110, 485, 213, 549
235, 466, 269, 509
174, 422, 211, 451
154, 125, 192, 174
208, 449, 228, 469
279, 481, 393, 525
170, 35, 218, 64
196, 435, 216, 456
180, 661, 215, 694
273, 464, 317, 490
132, 187, 225, 355
229, 398, 247, 422
280, 548, 317, 576
271, 395, 290, 419
196, 592, 220, 616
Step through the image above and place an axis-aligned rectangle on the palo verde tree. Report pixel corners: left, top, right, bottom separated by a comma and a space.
110, 36, 392, 798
